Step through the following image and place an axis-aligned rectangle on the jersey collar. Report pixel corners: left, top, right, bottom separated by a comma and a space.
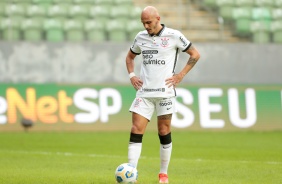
150, 24, 165, 37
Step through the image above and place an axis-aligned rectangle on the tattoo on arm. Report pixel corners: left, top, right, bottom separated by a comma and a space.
187, 57, 197, 66
187, 45, 197, 66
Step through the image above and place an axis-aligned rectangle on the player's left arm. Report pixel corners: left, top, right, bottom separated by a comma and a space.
165, 45, 200, 88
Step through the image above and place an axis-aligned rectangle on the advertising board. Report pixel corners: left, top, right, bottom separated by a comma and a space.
0, 84, 281, 131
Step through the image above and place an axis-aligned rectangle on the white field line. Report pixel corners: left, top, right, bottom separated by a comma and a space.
1, 149, 282, 165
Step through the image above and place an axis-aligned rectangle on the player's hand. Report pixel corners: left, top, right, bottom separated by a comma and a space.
165, 74, 183, 88
130, 76, 143, 90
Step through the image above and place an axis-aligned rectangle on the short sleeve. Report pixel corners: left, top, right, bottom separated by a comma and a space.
175, 30, 191, 52
130, 35, 141, 55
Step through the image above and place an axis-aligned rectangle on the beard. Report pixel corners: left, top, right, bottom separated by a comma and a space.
147, 21, 159, 35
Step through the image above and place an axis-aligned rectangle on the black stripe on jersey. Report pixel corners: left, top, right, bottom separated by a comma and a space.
130, 48, 141, 55
173, 48, 179, 97
183, 42, 192, 52
172, 48, 179, 73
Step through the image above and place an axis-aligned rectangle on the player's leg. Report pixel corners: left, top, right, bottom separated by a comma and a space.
157, 114, 172, 183
128, 98, 154, 168
128, 112, 148, 168
156, 97, 175, 183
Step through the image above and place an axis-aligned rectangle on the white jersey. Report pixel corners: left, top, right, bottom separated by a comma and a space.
130, 24, 191, 98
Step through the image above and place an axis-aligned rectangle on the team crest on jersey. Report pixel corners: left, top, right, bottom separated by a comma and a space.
161, 37, 169, 47
134, 98, 142, 108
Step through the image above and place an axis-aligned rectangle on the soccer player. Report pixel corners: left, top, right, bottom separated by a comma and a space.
125, 6, 200, 183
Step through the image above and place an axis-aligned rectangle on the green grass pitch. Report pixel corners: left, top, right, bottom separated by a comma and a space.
0, 131, 281, 184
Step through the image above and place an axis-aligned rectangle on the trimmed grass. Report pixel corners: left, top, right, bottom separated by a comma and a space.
0, 131, 281, 184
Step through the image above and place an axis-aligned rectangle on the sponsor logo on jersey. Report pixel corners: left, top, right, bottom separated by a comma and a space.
142, 50, 158, 54
143, 59, 165, 66
131, 39, 137, 49
143, 88, 165, 92
179, 36, 188, 47
142, 50, 165, 66
150, 44, 160, 47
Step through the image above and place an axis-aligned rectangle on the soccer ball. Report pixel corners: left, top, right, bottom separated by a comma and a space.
115, 163, 138, 183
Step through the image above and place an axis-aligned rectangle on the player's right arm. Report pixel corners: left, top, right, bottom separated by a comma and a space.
126, 50, 143, 90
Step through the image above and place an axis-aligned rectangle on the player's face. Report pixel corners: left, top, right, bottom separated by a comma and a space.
141, 15, 160, 35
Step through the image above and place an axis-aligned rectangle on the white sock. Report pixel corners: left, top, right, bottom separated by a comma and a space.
128, 142, 142, 168
160, 142, 172, 174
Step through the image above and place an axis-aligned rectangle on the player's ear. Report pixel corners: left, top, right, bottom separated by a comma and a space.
156, 16, 160, 21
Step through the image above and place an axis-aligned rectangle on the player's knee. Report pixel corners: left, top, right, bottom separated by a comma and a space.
158, 124, 170, 136
131, 124, 144, 134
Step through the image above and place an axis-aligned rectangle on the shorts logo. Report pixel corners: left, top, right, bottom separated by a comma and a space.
159, 100, 172, 106
161, 37, 169, 48
134, 98, 142, 108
